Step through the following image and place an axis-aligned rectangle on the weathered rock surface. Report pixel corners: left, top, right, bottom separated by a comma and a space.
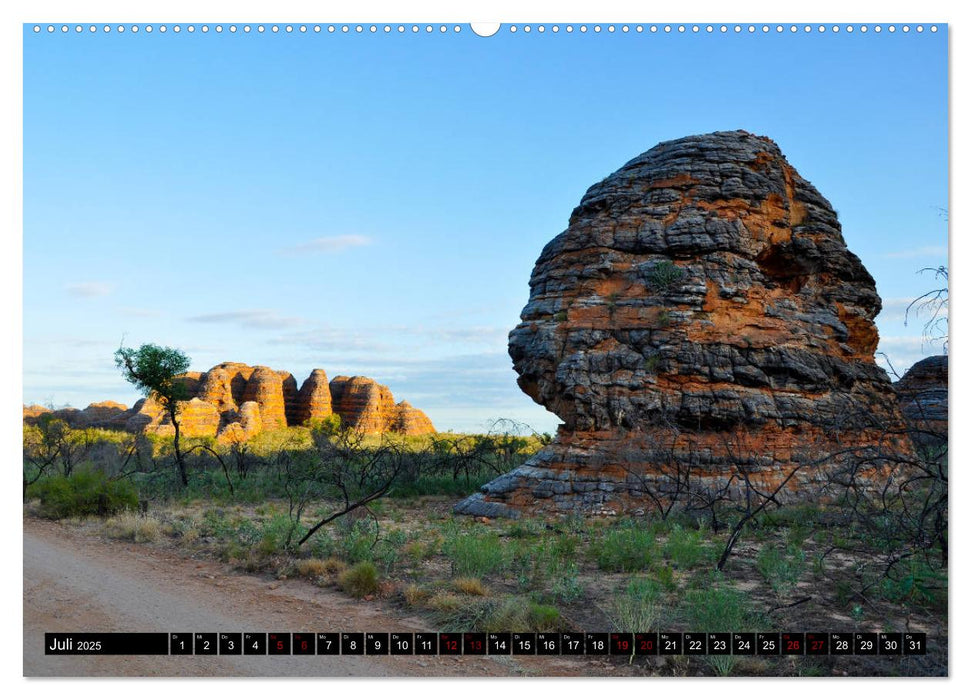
22, 405, 51, 424
27, 362, 434, 439
328, 376, 436, 435
241, 366, 289, 431
77, 401, 130, 429
392, 400, 437, 435
197, 363, 254, 413
894, 355, 948, 448
456, 130, 913, 518
294, 369, 333, 425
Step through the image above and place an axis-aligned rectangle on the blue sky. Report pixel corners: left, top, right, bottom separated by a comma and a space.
23, 23, 948, 434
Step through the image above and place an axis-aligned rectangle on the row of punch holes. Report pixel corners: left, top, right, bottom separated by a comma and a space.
32, 24, 939, 36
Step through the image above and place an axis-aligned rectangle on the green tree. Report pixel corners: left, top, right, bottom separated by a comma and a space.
114, 343, 192, 486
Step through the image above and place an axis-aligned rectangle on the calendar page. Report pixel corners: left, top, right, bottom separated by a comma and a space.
21, 9, 948, 681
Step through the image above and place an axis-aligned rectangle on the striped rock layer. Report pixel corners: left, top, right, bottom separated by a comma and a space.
26, 363, 434, 442
456, 130, 914, 519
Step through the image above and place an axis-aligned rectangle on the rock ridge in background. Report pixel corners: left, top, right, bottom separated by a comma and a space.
25, 363, 435, 441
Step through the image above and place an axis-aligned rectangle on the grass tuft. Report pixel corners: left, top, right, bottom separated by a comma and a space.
337, 561, 380, 598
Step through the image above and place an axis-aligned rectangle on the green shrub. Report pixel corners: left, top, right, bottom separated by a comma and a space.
527, 602, 562, 631
594, 523, 657, 572
679, 584, 757, 632
338, 561, 380, 598
607, 578, 663, 632
28, 469, 138, 519
646, 261, 684, 291
445, 532, 506, 577
663, 525, 716, 569
756, 544, 806, 596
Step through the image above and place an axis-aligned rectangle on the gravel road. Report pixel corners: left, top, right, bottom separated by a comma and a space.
23, 516, 601, 678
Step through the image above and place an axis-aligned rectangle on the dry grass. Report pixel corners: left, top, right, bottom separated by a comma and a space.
320, 557, 348, 576
295, 558, 330, 578
402, 584, 431, 607
104, 512, 162, 543
452, 577, 488, 596
426, 591, 463, 613
338, 562, 380, 598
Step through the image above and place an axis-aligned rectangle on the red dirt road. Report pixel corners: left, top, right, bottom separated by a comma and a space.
23, 516, 606, 677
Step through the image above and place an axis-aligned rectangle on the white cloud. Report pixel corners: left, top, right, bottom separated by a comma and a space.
276, 234, 372, 256
186, 310, 304, 330
882, 245, 948, 260
65, 282, 112, 298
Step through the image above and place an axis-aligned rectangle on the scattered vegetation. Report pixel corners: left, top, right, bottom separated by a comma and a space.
28, 468, 138, 519
22, 403, 947, 676
646, 260, 684, 291
338, 561, 381, 598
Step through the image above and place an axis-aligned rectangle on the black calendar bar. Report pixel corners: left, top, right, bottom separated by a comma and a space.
45, 633, 169, 655
43, 632, 926, 656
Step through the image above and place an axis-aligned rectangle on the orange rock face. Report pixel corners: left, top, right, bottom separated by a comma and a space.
330, 376, 436, 435
27, 362, 434, 440
294, 369, 333, 425
197, 363, 254, 413
241, 366, 289, 431
392, 401, 436, 435
456, 130, 914, 519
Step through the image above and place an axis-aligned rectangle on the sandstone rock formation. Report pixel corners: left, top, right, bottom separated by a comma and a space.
197, 363, 254, 413
294, 369, 333, 425
241, 366, 289, 431
330, 376, 404, 433
126, 396, 221, 439
392, 400, 437, 435
27, 362, 434, 440
77, 400, 130, 429
22, 405, 50, 424
456, 130, 913, 518
894, 355, 948, 448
